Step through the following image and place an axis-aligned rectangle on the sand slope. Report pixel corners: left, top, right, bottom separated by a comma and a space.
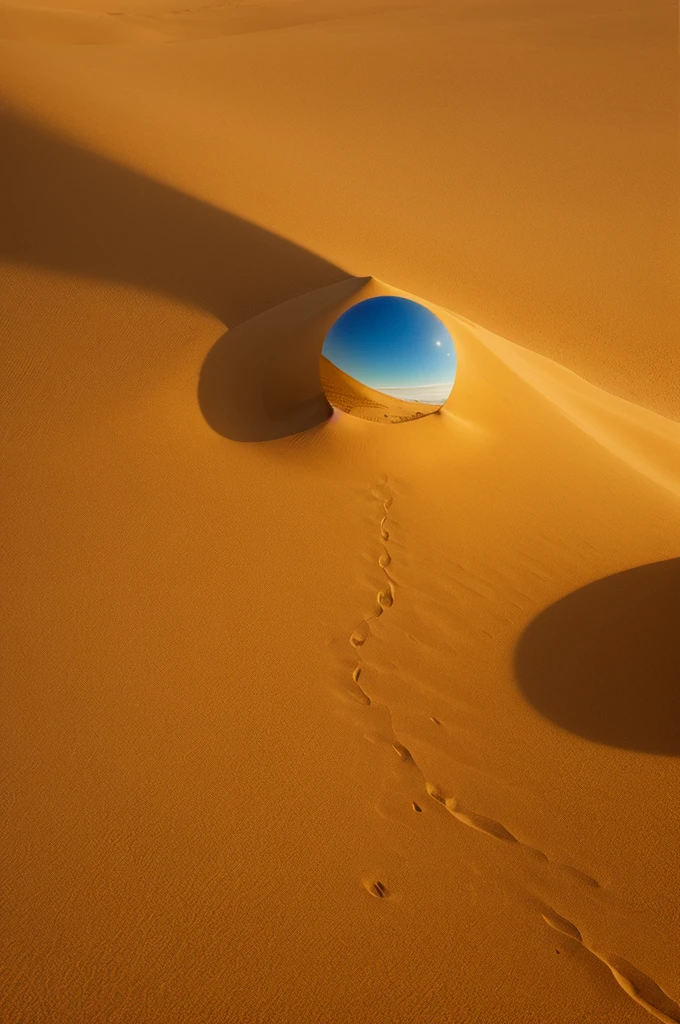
2, 4, 679, 1023
320, 354, 441, 423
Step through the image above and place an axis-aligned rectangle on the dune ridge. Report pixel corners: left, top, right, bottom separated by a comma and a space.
320, 353, 441, 422
2, 6, 679, 1023
3, 253, 680, 1021
333, 276, 680, 502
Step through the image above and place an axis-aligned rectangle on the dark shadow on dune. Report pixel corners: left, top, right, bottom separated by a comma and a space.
198, 276, 369, 441
199, 328, 334, 442
1, 105, 353, 439
515, 560, 680, 755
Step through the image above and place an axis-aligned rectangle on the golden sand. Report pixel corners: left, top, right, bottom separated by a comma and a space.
1, 2, 679, 1022
320, 355, 441, 423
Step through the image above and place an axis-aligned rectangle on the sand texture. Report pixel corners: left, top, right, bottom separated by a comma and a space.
2, 2, 679, 1022
320, 354, 441, 422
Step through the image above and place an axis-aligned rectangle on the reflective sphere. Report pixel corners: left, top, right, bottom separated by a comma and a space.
320, 296, 456, 423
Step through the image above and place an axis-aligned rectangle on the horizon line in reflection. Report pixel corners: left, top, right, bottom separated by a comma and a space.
371, 381, 453, 405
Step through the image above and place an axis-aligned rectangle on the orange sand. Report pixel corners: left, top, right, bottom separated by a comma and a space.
320, 355, 441, 423
1, 3, 679, 1023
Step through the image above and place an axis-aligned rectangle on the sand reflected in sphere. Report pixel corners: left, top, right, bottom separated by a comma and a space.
321, 296, 457, 424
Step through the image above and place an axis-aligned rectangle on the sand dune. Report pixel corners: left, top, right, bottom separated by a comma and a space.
320, 354, 441, 423
2, 4, 679, 1023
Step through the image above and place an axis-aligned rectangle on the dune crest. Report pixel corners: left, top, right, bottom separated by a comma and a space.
466, 319, 680, 499
320, 354, 441, 423
3, 6, 679, 1022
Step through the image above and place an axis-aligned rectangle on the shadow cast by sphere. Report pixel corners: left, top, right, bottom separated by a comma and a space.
199, 328, 334, 442
515, 559, 680, 755
1, 104, 352, 435
198, 275, 369, 441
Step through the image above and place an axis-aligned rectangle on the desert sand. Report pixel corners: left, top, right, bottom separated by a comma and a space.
1, 1, 679, 1022
320, 354, 441, 422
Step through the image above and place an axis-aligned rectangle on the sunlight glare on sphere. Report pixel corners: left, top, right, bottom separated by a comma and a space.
320, 296, 457, 424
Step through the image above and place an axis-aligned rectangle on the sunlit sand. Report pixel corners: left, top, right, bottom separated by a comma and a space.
1, 2, 678, 1022
321, 354, 441, 422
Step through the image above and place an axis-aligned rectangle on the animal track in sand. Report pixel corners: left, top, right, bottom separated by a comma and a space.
344, 480, 605, 978
542, 910, 680, 1023
392, 741, 415, 764
350, 621, 371, 648
424, 783, 599, 885
426, 773, 669, 1020
347, 480, 397, 678
347, 481, 403, 898
364, 879, 390, 899
340, 482, 663, 1021
348, 665, 372, 706
425, 784, 517, 842
346, 486, 595, 880
558, 864, 601, 889
346, 482, 598, 882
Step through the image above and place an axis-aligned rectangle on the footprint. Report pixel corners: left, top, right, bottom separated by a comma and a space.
542, 909, 582, 942
542, 910, 680, 1023
427, 785, 599, 885
446, 803, 519, 844
524, 849, 599, 888
378, 586, 393, 609
348, 665, 371, 706
378, 551, 391, 569
364, 879, 390, 899
558, 864, 600, 889
426, 783, 446, 804
425, 786, 599, 885
426, 786, 518, 843
603, 957, 680, 1024
393, 741, 415, 764
350, 621, 371, 648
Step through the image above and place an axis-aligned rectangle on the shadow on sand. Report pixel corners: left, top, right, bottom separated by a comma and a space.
199, 329, 334, 442
0, 105, 353, 440
515, 559, 680, 755
197, 277, 368, 442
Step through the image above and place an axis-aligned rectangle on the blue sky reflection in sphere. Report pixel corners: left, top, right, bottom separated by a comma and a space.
321, 297, 456, 423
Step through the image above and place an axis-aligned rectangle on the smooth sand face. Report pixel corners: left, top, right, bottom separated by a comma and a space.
2, 4, 679, 1024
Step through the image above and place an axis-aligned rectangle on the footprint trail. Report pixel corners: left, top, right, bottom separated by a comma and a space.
341, 481, 675, 1020
542, 910, 680, 1023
